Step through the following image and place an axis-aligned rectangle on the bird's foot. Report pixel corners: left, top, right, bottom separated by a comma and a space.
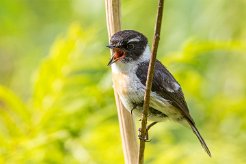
138, 128, 151, 142
137, 122, 158, 142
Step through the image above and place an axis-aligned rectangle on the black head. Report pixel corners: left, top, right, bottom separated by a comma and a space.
107, 30, 148, 66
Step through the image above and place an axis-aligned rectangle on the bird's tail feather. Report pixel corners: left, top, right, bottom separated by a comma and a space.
187, 120, 212, 157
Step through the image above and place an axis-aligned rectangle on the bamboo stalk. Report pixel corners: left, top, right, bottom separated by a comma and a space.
138, 0, 165, 164
105, 0, 138, 163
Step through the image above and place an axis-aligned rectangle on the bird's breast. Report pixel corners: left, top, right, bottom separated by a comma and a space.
113, 71, 145, 97
112, 69, 145, 112
112, 72, 129, 95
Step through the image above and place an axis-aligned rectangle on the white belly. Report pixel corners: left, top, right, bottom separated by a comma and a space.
112, 66, 182, 122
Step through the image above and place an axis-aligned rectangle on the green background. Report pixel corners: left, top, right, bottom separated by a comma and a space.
0, 0, 245, 163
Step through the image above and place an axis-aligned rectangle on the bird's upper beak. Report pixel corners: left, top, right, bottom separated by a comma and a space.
107, 44, 126, 66
106, 45, 115, 49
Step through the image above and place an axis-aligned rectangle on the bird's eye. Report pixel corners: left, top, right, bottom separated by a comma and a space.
126, 43, 134, 50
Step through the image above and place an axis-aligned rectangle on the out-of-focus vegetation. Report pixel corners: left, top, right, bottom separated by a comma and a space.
0, 0, 245, 163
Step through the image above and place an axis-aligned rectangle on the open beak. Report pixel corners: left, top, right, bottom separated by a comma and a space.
107, 45, 125, 66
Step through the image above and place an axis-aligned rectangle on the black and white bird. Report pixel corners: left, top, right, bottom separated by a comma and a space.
107, 30, 211, 157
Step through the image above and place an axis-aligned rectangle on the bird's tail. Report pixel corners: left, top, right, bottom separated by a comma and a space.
187, 120, 212, 157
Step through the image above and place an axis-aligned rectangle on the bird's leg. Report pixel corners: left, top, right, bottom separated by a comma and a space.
145, 122, 158, 140
147, 121, 158, 131
130, 103, 138, 115
138, 122, 158, 142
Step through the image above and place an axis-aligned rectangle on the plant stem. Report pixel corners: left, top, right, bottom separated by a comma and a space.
105, 0, 138, 163
138, 0, 165, 163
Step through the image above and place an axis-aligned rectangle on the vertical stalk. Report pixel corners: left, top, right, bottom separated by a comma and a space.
138, 0, 165, 163
105, 0, 138, 163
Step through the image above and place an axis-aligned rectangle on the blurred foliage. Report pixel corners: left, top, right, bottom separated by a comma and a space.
0, 0, 246, 163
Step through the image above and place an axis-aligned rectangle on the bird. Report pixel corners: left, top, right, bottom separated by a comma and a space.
107, 30, 211, 157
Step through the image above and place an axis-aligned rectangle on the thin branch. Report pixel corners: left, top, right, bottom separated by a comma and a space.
105, 0, 138, 163
138, 0, 165, 163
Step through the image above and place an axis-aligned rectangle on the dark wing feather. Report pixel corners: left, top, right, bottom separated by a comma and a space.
136, 60, 194, 124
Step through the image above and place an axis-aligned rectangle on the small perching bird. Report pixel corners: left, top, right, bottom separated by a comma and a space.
107, 30, 211, 157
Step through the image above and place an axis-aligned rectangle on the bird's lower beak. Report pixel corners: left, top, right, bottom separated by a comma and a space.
107, 48, 125, 66
107, 55, 117, 66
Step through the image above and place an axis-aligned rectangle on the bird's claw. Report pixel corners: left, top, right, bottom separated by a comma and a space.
138, 128, 151, 142
138, 135, 152, 142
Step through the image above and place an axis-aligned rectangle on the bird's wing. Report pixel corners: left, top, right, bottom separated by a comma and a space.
136, 60, 212, 156
136, 60, 194, 124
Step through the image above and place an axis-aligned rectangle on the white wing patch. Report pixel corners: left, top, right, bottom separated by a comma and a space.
166, 82, 180, 92
127, 36, 141, 43
173, 82, 180, 91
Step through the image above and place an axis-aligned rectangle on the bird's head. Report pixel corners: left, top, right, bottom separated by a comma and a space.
107, 30, 148, 66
